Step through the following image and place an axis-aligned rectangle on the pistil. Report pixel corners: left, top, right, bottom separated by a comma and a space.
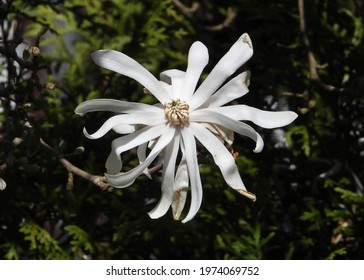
164, 99, 189, 125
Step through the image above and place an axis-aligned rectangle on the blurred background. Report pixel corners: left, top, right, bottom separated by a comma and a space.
0, 0, 363, 259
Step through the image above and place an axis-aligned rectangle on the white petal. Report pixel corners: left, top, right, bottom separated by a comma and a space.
91, 50, 171, 104
75, 99, 163, 116
137, 142, 151, 178
189, 33, 253, 110
202, 123, 234, 145
83, 112, 165, 139
190, 109, 264, 152
160, 69, 185, 84
105, 127, 175, 187
106, 124, 166, 174
172, 153, 189, 220
160, 69, 185, 99
180, 126, 203, 223
112, 124, 136, 134
202, 71, 250, 108
190, 122, 256, 201
183, 41, 209, 102
148, 133, 181, 219
204, 105, 298, 128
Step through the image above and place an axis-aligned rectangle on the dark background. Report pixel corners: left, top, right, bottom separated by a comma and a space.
0, 0, 363, 259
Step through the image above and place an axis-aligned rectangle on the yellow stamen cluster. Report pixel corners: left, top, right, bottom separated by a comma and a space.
164, 99, 189, 125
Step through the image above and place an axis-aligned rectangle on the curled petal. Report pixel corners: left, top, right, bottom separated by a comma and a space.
148, 133, 181, 219
190, 122, 256, 201
180, 126, 203, 223
190, 33, 253, 110
75, 99, 162, 116
204, 105, 298, 129
105, 127, 175, 187
91, 50, 171, 104
83, 112, 165, 139
202, 71, 250, 108
183, 41, 209, 102
105, 124, 166, 174
190, 109, 264, 153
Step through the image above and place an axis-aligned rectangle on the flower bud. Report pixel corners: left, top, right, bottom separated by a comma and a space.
0, 178, 7, 190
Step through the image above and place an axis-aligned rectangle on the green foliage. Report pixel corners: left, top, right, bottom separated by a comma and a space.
64, 225, 94, 256
0, 242, 20, 260
1, 0, 363, 260
286, 125, 312, 157
216, 222, 275, 260
19, 220, 69, 259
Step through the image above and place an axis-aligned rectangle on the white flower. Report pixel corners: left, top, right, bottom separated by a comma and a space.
75, 34, 297, 223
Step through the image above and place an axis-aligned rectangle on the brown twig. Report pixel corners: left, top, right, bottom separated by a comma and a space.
206, 7, 236, 31
34, 25, 49, 47
147, 162, 163, 176
297, 0, 346, 93
39, 138, 110, 190
172, 0, 199, 16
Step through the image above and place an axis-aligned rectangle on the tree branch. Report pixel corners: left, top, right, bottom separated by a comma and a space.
39, 138, 110, 190
298, 0, 346, 93
206, 7, 236, 31
172, 0, 199, 16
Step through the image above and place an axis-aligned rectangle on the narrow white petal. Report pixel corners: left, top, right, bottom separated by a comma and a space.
75, 98, 163, 116
91, 50, 171, 104
156, 81, 173, 97
148, 133, 181, 219
202, 123, 234, 145
112, 124, 136, 134
137, 142, 151, 178
172, 152, 189, 220
160, 69, 185, 85
202, 71, 250, 108
105, 127, 175, 187
190, 109, 264, 152
204, 105, 298, 128
190, 122, 256, 201
189, 33, 253, 110
180, 126, 203, 223
106, 124, 166, 174
160, 69, 185, 99
83, 112, 165, 139
183, 41, 209, 102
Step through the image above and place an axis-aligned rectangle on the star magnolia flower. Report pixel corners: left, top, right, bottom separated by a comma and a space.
75, 33, 297, 223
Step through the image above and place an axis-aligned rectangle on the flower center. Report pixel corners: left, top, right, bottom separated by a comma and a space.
164, 99, 189, 125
